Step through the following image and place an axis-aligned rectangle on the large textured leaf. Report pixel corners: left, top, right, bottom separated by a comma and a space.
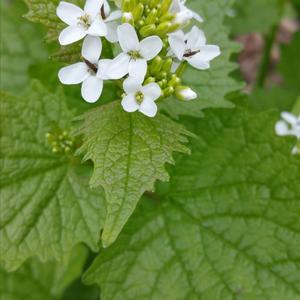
0, 245, 87, 300
0, 81, 106, 271
75, 101, 191, 247
161, 0, 243, 118
24, 0, 84, 42
84, 99, 300, 299
0, 1, 47, 92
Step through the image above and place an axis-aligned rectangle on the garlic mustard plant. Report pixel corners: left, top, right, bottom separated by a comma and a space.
56, 0, 221, 116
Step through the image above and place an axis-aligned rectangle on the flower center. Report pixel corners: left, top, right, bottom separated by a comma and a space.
135, 91, 144, 104
78, 14, 91, 29
128, 50, 143, 60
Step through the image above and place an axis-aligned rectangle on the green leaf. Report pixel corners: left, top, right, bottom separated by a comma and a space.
0, 1, 47, 92
0, 245, 88, 300
24, 0, 84, 42
84, 99, 300, 299
75, 101, 192, 247
160, 0, 243, 118
227, 0, 283, 35
0, 81, 106, 271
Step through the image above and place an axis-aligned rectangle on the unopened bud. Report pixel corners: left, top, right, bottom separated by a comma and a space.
140, 24, 156, 37
122, 12, 134, 24
175, 86, 197, 101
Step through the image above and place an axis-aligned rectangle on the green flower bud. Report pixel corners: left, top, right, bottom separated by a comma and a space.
140, 24, 156, 37
133, 4, 144, 21
144, 77, 156, 84
150, 56, 163, 75
145, 8, 158, 24
162, 58, 173, 73
163, 86, 174, 97
156, 21, 171, 36
159, 0, 173, 15
168, 75, 181, 87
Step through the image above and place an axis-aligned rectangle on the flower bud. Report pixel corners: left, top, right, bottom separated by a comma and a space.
175, 86, 197, 101
140, 24, 156, 37
122, 12, 134, 24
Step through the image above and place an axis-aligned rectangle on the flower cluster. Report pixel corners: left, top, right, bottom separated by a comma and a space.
57, 0, 221, 117
275, 112, 300, 155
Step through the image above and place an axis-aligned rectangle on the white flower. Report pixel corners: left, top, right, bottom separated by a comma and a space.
58, 36, 110, 103
168, 26, 221, 70
170, 0, 203, 24
275, 112, 300, 155
102, 23, 163, 80
275, 112, 300, 139
121, 77, 162, 117
56, 0, 122, 45
175, 86, 197, 101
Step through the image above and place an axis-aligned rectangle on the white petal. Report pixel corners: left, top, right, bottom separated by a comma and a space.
168, 31, 186, 60
117, 23, 140, 52
56, 1, 84, 26
82, 36, 102, 63
186, 26, 206, 49
186, 55, 210, 70
139, 99, 157, 117
105, 10, 122, 22
103, 0, 111, 16
128, 59, 147, 80
123, 77, 143, 94
58, 62, 89, 84
97, 59, 113, 79
59, 25, 86, 45
84, 0, 104, 18
171, 61, 180, 72
169, 0, 181, 13
87, 18, 107, 36
140, 36, 163, 60
198, 45, 221, 61
292, 146, 299, 155
141, 83, 161, 101
193, 11, 204, 22
186, 46, 221, 70
105, 53, 130, 79
275, 120, 289, 136
81, 76, 103, 103
105, 21, 119, 43
281, 112, 297, 125
121, 94, 139, 112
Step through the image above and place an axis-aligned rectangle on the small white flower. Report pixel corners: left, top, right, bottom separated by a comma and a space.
275, 112, 300, 155
56, 0, 122, 45
168, 26, 221, 70
175, 86, 197, 101
170, 0, 203, 25
275, 112, 300, 138
121, 77, 162, 117
58, 36, 110, 103
102, 23, 163, 80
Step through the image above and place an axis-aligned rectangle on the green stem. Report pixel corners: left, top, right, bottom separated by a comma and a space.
255, 0, 285, 88
255, 25, 278, 88
176, 61, 188, 77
